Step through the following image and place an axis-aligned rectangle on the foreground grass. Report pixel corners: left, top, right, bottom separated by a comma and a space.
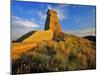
12, 33, 96, 74
12, 42, 37, 60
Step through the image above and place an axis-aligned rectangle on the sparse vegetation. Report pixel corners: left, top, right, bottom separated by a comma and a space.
12, 33, 96, 74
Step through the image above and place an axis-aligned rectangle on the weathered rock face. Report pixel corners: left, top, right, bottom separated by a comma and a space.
16, 9, 62, 43
44, 9, 62, 35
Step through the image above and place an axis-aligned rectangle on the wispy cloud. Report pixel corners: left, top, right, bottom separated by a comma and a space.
12, 16, 40, 40
66, 28, 96, 37
37, 4, 69, 27
38, 11, 46, 20
47, 5, 68, 20
12, 16, 39, 28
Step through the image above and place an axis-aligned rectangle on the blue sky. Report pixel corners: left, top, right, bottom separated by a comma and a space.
12, 0, 96, 40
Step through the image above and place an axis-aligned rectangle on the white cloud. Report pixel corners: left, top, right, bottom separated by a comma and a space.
47, 5, 68, 20
66, 28, 96, 37
15, 20, 39, 28
38, 11, 46, 20
12, 16, 40, 40
37, 4, 69, 23
79, 28, 96, 36
13, 16, 22, 20
12, 16, 39, 28
37, 4, 69, 21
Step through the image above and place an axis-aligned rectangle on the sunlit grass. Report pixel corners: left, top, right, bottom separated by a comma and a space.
12, 33, 96, 74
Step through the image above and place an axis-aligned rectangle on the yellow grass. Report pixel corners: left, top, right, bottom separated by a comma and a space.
23, 29, 53, 42
12, 32, 96, 74
12, 42, 37, 60
12, 29, 53, 60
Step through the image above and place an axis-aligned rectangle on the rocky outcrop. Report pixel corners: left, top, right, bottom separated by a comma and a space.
45, 9, 62, 35
17, 9, 62, 42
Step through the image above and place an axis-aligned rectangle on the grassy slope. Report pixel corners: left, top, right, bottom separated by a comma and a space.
12, 29, 53, 60
12, 42, 37, 60
12, 32, 96, 74
23, 29, 53, 42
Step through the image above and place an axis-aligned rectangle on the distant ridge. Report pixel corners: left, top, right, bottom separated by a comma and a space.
83, 36, 96, 42
16, 31, 36, 42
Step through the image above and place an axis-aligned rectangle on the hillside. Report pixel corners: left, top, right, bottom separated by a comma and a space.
16, 31, 36, 42
83, 36, 96, 42
14, 29, 53, 43
12, 32, 96, 74
23, 29, 53, 42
